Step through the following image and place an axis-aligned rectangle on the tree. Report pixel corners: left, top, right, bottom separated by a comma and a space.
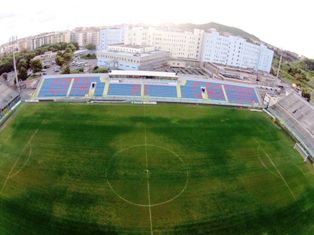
303, 59, 314, 71
65, 47, 73, 54
17, 58, 27, 71
30, 59, 42, 73
295, 72, 307, 81
71, 68, 84, 74
71, 42, 79, 50
81, 53, 96, 59
66, 43, 76, 52
18, 67, 28, 81
93, 67, 108, 73
17, 58, 29, 81
63, 52, 73, 63
55, 55, 65, 66
0, 57, 13, 75
61, 65, 70, 74
301, 89, 311, 101
85, 43, 96, 50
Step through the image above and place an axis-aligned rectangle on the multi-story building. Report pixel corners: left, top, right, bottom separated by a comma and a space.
201, 30, 274, 73
0, 31, 71, 54
125, 27, 203, 60
0, 43, 16, 55
72, 27, 100, 47
124, 27, 150, 47
98, 27, 127, 51
17, 37, 32, 51
30, 31, 72, 50
257, 45, 274, 72
97, 44, 170, 70
0, 25, 274, 74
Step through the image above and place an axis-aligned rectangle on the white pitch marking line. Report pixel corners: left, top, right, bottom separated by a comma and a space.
255, 138, 296, 200
106, 144, 189, 208
257, 156, 278, 177
143, 105, 154, 235
9, 144, 32, 178
262, 149, 296, 200
0, 129, 38, 194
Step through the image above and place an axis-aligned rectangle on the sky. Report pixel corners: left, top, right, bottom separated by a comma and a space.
0, 0, 313, 58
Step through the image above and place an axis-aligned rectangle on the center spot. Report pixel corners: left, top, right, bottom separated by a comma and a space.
106, 145, 188, 207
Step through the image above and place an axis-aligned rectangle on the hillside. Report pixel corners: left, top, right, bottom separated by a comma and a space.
271, 56, 314, 100
176, 22, 260, 42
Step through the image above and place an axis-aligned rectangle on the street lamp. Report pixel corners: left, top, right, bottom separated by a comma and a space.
9, 36, 20, 94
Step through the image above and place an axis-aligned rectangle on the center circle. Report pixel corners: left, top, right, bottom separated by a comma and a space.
106, 145, 188, 207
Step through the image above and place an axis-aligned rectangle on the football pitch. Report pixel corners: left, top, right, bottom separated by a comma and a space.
0, 103, 314, 234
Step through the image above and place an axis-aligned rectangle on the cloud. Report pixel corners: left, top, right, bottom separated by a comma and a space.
0, 13, 16, 20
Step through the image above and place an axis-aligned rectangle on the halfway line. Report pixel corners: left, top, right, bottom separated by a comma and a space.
143, 105, 154, 235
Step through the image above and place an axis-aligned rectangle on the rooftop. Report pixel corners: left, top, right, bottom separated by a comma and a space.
109, 43, 154, 49
109, 70, 178, 78
103, 50, 169, 58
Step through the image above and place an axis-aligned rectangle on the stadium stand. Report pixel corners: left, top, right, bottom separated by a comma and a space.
36, 74, 261, 108
70, 77, 100, 97
268, 92, 314, 157
180, 80, 226, 101
94, 82, 105, 97
224, 84, 259, 105
39, 78, 72, 97
180, 81, 203, 99
108, 83, 141, 96
144, 85, 177, 98
0, 82, 20, 118
205, 82, 225, 101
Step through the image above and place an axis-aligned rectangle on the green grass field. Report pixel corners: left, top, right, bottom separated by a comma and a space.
0, 103, 314, 235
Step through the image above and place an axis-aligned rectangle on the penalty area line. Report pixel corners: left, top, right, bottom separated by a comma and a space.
0, 129, 39, 194
255, 138, 296, 200
263, 149, 296, 200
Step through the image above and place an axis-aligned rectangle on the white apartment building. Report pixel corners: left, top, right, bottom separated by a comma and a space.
125, 27, 203, 60
201, 30, 274, 73
257, 45, 274, 72
98, 27, 127, 51
72, 28, 100, 47
31, 31, 71, 50
0, 31, 71, 54
124, 27, 150, 46
97, 44, 170, 70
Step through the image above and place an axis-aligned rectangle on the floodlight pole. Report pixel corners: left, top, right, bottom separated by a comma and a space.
10, 36, 21, 94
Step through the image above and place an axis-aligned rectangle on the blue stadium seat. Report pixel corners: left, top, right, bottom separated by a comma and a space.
108, 83, 141, 96
70, 77, 100, 97
181, 80, 225, 101
205, 82, 225, 101
94, 82, 105, 97
224, 84, 259, 104
181, 81, 203, 99
37, 76, 259, 107
38, 78, 72, 97
144, 85, 177, 98
38, 77, 103, 98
